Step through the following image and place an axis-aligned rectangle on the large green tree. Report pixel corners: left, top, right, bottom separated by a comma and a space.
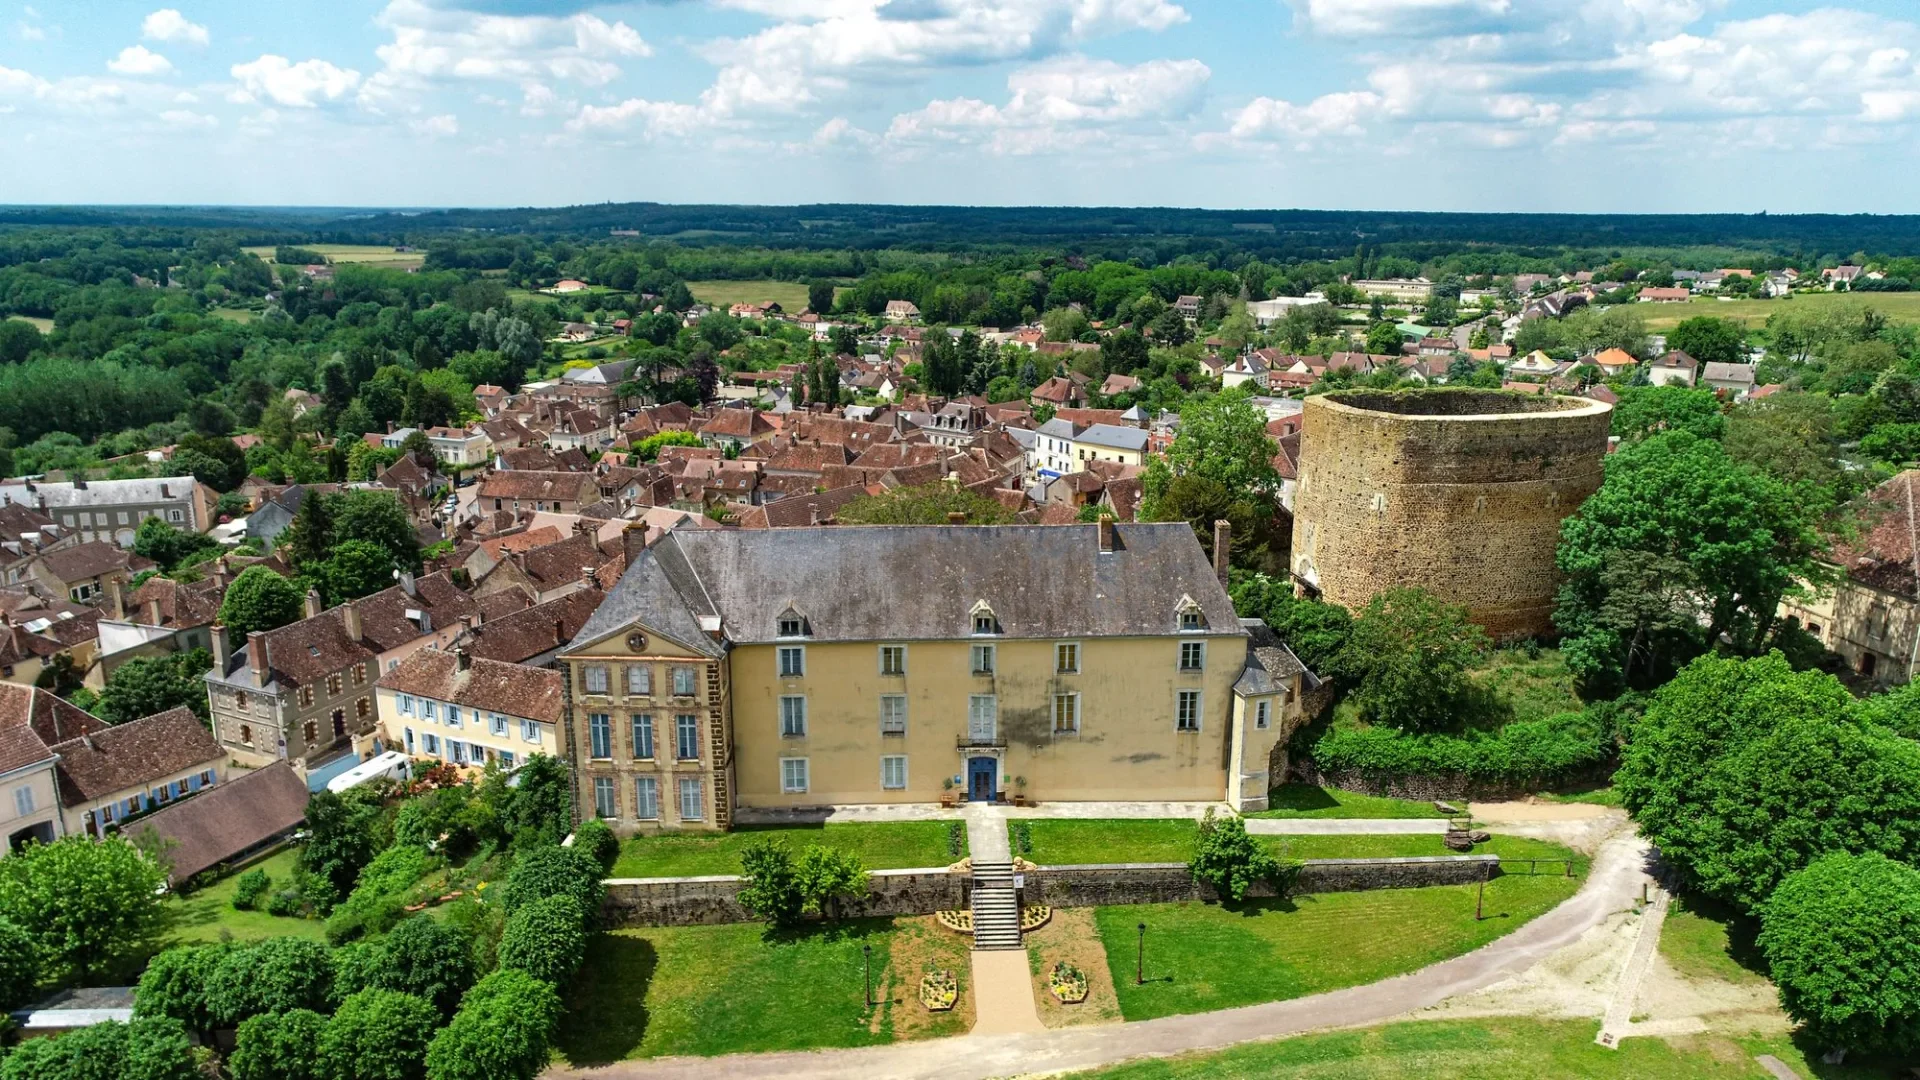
218, 565, 304, 639
424, 969, 563, 1080
320, 989, 438, 1080
1327, 587, 1489, 733
205, 936, 335, 1027
230, 1008, 327, 1080
1554, 431, 1821, 692
96, 648, 212, 724
1759, 852, 1920, 1056
0, 836, 165, 981
1617, 653, 1920, 912
1610, 384, 1727, 442
1666, 315, 1747, 367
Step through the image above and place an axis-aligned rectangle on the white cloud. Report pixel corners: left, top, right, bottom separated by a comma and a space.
142, 9, 209, 47
566, 96, 707, 138
108, 45, 174, 76
230, 54, 361, 107
368, 0, 649, 95
1224, 90, 1381, 140
806, 115, 879, 147
888, 55, 1209, 153
158, 108, 216, 127
17, 22, 44, 42
409, 112, 460, 137
0, 65, 49, 100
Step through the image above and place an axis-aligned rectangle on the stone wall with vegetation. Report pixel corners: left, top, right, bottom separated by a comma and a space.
1029, 855, 1502, 908
601, 867, 963, 927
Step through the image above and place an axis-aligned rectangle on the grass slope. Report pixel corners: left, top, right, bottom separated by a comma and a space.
1096, 875, 1579, 1021
1250, 784, 1448, 820
689, 280, 835, 311
1022, 818, 1579, 869
5, 315, 53, 333
162, 848, 325, 945
610, 821, 961, 878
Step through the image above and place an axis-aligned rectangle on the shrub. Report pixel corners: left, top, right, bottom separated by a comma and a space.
498, 844, 604, 917
423, 969, 563, 1080
1310, 708, 1613, 788
206, 937, 336, 1026
373, 915, 476, 1018
133, 943, 231, 1033
571, 818, 618, 874
795, 845, 868, 918
230, 1008, 326, 1080
497, 894, 586, 985
0, 918, 38, 1013
330, 940, 383, 1002
1188, 808, 1283, 902
737, 837, 804, 927
0, 1017, 200, 1080
320, 989, 438, 1080
0, 835, 166, 982
231, 868, 270, 910
325, 843, 432, 943
264, 887, 304, 917
1760, 852, 1920, 1056
1327, 587, 1489, 733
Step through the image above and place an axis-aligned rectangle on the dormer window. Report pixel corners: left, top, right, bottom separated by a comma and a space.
776, 608, 810, 638
1181, 611, 1203, 632
1176, 596, 1206, 632
970, 600, 999, 636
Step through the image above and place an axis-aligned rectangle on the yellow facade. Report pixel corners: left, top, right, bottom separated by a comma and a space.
376, 685, 561, 772
563, 628, 731, 830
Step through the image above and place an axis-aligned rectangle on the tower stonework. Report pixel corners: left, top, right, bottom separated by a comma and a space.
1289, 389, 1612, 640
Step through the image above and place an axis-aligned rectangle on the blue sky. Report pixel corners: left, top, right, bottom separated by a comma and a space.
5, 0, 1920, 212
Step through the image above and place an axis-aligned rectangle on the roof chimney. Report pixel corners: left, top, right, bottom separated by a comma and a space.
246, 631, 268, 686
398, 571, 417, 597
456, 648, 471, 672
144, 597, 162, 627
343, 600, 363, 643
623, 521, 648, 567
1097, 514, 1115, 554
105, 576, 126, 621
304, 588, 323, 619
211, 622, 230, 673
1213, 519, 1232, 589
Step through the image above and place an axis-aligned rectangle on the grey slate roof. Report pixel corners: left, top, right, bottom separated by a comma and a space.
0, 476, 197, 510
569, 522, 1243, 652
1076, 424, 1149, 452
1234, 618, 1318, 696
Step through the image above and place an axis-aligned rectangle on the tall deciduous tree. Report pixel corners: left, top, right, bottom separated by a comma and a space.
0, 836, 165, 982
96, 649, 212, 724
1759, 852, 1920, 1057
1327, 587, 1488, 732
1610, 384, 1727, 442
218, 566, 305, 640
1665, 315, 1747, 367
320, 989, 438, 1080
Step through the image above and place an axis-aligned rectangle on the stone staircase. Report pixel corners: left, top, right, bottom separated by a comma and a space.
970, 860, 1023, 951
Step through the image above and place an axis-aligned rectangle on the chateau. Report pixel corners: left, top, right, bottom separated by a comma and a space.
558, 522, 1314, 830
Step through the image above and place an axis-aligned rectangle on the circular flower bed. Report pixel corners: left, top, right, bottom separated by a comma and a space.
920, 969, 958, 1012
1049, 961, 1089, 1004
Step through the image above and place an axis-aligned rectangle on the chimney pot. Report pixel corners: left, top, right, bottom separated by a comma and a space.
1213, 519, 1232, 588
211, 622, 230, 672
1097, 514, 1115, 553
622, 521, 648, 567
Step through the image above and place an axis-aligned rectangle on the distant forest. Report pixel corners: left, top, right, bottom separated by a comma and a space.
4, 202, 1920, 264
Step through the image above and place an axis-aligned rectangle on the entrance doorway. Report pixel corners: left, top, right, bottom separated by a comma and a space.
968, 756, 997, 803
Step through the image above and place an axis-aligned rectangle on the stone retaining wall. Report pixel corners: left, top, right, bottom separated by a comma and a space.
1295, 762, 1615, 803
601, 856, 1502, 927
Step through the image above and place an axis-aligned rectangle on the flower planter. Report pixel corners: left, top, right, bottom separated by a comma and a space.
1049, 961, 1088, 1004
920, 970, 958, 1012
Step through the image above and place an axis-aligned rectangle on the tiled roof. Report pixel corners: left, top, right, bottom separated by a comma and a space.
478, 471, 597, 503
135, 761, 309, 884
0, 684, 106, 775
698, 408, 775, 439
37, 542, 142, 584
51, 707, 222, 805
464, 589, 603, 664
377, 650, 562, 724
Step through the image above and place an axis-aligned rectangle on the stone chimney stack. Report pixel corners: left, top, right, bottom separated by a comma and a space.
343, 600, 363, 643
1213, 519, 1232, 590
246, 631, 268, 686
1097, 514, 1115, 554
144, 597, 163, 627
623, 521, 648, 567
304, 589, 323, 619
456, 648, 471, 672
105, 576, 126, 621
211, 622, 229, 672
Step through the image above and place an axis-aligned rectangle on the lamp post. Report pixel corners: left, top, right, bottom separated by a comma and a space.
1136, 922, 1147, 985
863, 943, 873, 1010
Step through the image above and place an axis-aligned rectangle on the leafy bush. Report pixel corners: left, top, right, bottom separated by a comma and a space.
1760, 852, 1920, 1056
320, 989, 438, 1080
498, 844, 604, 917
796, 845, 869, 918
1327, 587, 1489, 733
231, 868, 270, 910
737, 837, 804, 927
571, 818, 618, 874
371, 915, 475, 1018
497, 894, 586, 985
325, 843, 432, 943
0, 1017, 200, 1080
0, 918, 38, 1013
0, 835, 166, 982
330, 940, 383, 1002
1310, 708, 1614, 788
423, 969, 564, 1080
133, 942, 230, 1033
206, 937, 335, 1026
230, 1008, 326, 1080
1188, 809, 1285, 902
1229, 570, 1353, 673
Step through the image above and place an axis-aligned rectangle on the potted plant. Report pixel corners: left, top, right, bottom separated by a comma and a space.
1013, 776, 1029, 807
940, 776, 955, 809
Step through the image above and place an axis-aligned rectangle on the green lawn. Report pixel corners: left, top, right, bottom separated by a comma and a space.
610, 822, 962, 878
689, 280, 837, 312
1542, 784, 1624, 807
1097, 875, 1580, 1021
1637, 291, 1920, 332
244, 243, 424, 268
1025, 819, 1580, 867
1250, 784, 1448, 820
555, 916, 968, 1062
1659, 897, 1769, 987
1472, 647, 1583, 725
1066, 1017, 1893, 1080
5, 315, 53, 333
162, 848, 326, 945
211, 307, 258, 324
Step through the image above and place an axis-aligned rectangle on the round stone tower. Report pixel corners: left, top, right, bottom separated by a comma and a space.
1289, 388, 1612, 640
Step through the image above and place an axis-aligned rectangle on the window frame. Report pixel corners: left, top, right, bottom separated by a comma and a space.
970, 643, 996, 675
968, 694, 997, 741
881, 754, 907, 790
593, 776, 617, 819
777, 645, 806, 678
675, 714, 700, 760
879, 694, 907, 736
779, 695, 808, 738
1053, 691, 1080, 735
1179, 641, 1206, 672
780, 757, 809, 794
635, 776, 660, 820
1055, 641, 1080, 674
583, 664, 610, 694
878, 644, 907, 676
678, 777, 704, 822
625, 664, 652, 696
671, 666, 697, 697
588, 713, 613, 759
630, 713, 654, 759
1255, 699, 1270, 730
1175, 689, 1202, 732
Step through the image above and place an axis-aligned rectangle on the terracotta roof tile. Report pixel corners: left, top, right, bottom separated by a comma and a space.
52, 707, 223, 805
377, 650, 563, 724
134, 761, 309, 884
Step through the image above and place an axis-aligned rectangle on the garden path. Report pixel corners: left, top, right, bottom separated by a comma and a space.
545, 826, 1654, 1080
967, 949, 1044, 1036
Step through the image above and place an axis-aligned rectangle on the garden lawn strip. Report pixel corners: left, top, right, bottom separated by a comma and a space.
162, 848, 326, 945
1096, 875, 1580, 1022
1026, 907, 1123, 1028
610, 821, 961, 878
554, 918, 901, 1062
1265, 835, 1582, 865
883, 916, 975, 1040
1063, 1017, 1868, 1080
1657, 897, 1770, 987
1249, 784, 1448, 819
1027, 819, 1197, 865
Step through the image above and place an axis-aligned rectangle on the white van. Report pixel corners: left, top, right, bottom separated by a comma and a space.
325, 751, 413, 794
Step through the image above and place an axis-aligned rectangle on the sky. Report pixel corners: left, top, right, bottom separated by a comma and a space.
5, 0, 1920, 213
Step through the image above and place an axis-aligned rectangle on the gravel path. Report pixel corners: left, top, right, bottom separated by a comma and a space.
544, 827, 1653, 1080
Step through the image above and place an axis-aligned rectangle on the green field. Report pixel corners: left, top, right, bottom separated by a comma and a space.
555, 915, 970, 1062
1067, 1017, 1885, 1080
244, 243, 424, 268
610, 821, 962, 878
5, 315, 53, 333
162, 848, 325, 946
211, 307, 258, 324
1637, 291, 1920, 331
1022, 818, 1579, 866
1659, 897, 1769, 987
1250, 784, 1449, 820
1098, 875, 1580, 1021
689, 279, 838, 312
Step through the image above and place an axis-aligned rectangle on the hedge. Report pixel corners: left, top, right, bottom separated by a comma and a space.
325, 843, 433, 943
1310, 708, 1613, 787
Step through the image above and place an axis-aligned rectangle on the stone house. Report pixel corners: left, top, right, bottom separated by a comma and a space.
0, 477, 213, 546
376, 649, 562, 774
21, 542, 150, 606
1646, 350, 1699, 387
1781, 470, 1920, 685
0, 684, 106, 852
477, 471, 601, 515
52, 706, 224, 839
558, 521, 1313, 832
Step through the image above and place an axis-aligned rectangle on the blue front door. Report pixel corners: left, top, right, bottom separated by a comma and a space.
968, 757, 997, 803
